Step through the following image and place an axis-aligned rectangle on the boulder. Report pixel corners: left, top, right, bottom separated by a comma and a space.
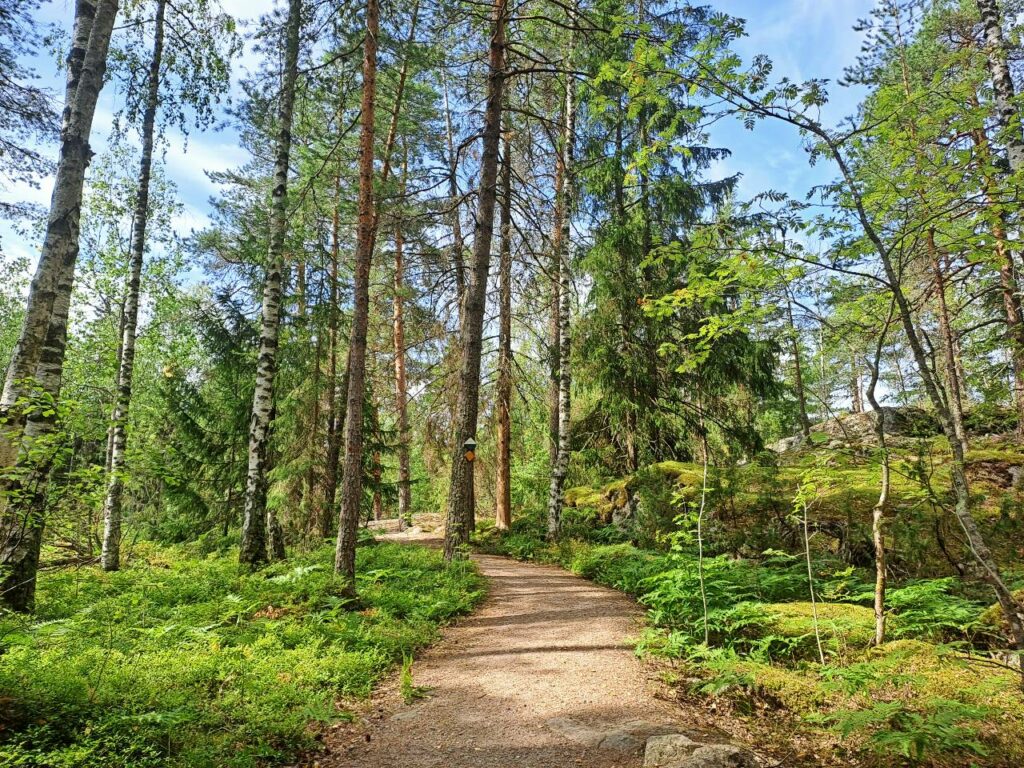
645, 736, 755, 768
683, 744, 755, 767
644, 734, 701, 766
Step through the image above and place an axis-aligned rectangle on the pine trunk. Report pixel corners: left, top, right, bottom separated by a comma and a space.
334, 0, 379, 595
927, 229, 969, 453
100, 0, 166, 572
495, 134, 513, 531
443, 0, 507, 560
393, 159, 413, 524
239, 0, 301, 567
322, 172, 343, 538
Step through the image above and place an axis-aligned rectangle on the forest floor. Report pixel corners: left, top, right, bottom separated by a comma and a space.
318, 531, 730, 768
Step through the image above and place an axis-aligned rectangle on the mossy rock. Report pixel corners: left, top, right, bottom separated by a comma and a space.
976, 588, 1024, 644
729, 659, 837, 713
763, 601, 877, 657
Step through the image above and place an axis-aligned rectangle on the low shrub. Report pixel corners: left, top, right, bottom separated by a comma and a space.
0, 541, 485, 767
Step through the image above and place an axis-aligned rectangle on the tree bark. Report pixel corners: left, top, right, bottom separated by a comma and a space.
865, 308, 893, 646
927, 229, 969, 453
322, 171, 343, 538
0, 0, 117, 434
495, 134, 513, 531
547, 142, 564, 467
334, 0, 379, 595
546, 53, 575, 541
101, 0, 167, 572
0, 0, 119, 613
976, 0, 1024, 173
443, 0, 507, 560
393, 153, 413, 525
239, 0, 301, 568
787, 300, 812, 438
969, 125, 1024, 436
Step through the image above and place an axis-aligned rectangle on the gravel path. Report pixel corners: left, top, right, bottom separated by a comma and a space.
320, 533, 707, 768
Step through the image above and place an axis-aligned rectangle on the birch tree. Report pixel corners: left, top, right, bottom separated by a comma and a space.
0, 0, 120, 612
239, 0, 302, 568
546, 42, 575, 540
101, 0, 235, 571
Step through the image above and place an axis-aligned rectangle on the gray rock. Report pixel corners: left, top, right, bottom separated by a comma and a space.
645, 737, 754, 768
682, 744, 755, 768
644, 734, 700, 766
767, 434, 806, 454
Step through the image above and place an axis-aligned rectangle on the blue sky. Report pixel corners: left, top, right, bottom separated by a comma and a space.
0, 0, 876, 273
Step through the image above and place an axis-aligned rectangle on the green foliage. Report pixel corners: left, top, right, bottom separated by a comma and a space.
821, 698, 990, 764
0, 542, 484, 767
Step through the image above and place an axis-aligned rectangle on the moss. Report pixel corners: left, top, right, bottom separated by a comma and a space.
730, 659, 837, 712
648, 460, 704, 486
764, 602, 877, 655
976, 588, 1024, 643
564, 486, 603, 508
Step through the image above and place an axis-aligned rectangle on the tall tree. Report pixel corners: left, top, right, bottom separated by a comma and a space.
443, 0, 508, 560
0, 0, 120, 612
100, 0, 168, 571
334, 0, 379, 595
239, 0, 302, 568
495, 133, 513, 531
546, 44, 575, 540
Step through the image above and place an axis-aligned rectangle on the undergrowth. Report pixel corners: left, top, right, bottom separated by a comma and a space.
0, 540, 485, 767
476, 523, 1024, 767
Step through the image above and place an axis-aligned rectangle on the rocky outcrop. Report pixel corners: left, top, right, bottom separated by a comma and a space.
769, 407, 939, 453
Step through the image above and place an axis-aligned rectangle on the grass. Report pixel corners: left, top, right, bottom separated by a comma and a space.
0, 540, 485, 767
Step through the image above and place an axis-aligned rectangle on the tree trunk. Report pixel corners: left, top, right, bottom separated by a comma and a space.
239, 0, 301, 568
100, 0, 166, 572
927, 229, 969, 453
495, 134, 513, 531
443, 0, 507, 560
393, 154, 413, 525
372, 450, 383, 521
0, 0, 119, 613
788, 300, 812, 438
976, 0, 1024, 173
334, 0, 379, 595
0, 0, 117, 436
827, 145, 1024, 649
547, 140, 564, 467
546, 54, 575, 541
969, 125, 1024, 436
442, 71, 467, 303
864, 309, 893, 647
322, 171, 343, 538
850, 356, 863, 415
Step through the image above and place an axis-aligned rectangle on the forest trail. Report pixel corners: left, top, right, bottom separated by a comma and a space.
321, 532, 706, 768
